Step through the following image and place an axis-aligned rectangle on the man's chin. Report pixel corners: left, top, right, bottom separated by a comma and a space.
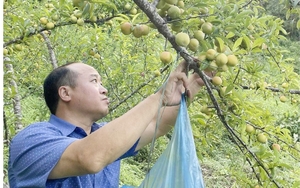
96, 110, 109, 120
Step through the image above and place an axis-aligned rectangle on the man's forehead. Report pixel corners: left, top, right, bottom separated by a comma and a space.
67, 63, 102, 80
90, 73, 102, 80
68, 63, 98, 73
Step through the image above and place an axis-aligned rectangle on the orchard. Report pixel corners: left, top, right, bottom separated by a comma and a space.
3, 0, 300, 187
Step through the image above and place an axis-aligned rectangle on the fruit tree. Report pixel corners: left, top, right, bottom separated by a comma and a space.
3, 0, 300, 187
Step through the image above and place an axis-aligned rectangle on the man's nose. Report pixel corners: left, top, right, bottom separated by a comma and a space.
99, 85, 108, 94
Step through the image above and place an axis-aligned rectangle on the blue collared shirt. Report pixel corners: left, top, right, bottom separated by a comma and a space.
8, 115, 139, 188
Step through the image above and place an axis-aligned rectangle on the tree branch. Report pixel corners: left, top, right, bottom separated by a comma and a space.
267, 47, 281, 69
5, 63, 23, 131
241, 85, 300, 95
3, 15, 120, 48
40, 31, 58, 69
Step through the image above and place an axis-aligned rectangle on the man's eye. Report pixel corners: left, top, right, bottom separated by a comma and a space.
92, 79, 98, 83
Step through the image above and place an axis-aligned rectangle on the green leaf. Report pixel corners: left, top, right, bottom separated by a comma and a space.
259, 166, 268, 181
277, 162, 293, 169
225, 84, 234, 94
215, 37, 225, 52
90, 0, 117, 10
187, 7, 201, 14
252, 47, 262, 53
232, 37, 243, 52
89, 3, 95, 15
82, 2, 91, 16
199, 39, 212, 51
225, 31, 235, 39
229, 4, 239, 16
297, 20, 300, 30
284, 57, 295, 62
116, 14, 130, 21
9, 125, 16, 136
236, 10, 253, 20
197, 118, 206, 125
252, 37, 265, 48
279, 27, 288, 35
286, 9, 291, 20
278, 35, 287, 40
261, 151, 274, 159
242, 35, 251, 51
210, 19, 222, 25
131, 13, 141, 24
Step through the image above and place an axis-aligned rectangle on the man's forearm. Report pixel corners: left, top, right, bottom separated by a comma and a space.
135, 104, 179, 151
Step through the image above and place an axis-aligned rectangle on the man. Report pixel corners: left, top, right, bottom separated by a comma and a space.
8, 61, 205, 187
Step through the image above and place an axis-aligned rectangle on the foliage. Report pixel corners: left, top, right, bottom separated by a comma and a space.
279, 40, 300, 74
263, 0, 300, 41
3, 0, 300, 187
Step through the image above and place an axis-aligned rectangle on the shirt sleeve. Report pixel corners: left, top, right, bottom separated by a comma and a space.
8, 123, 78, 188
96, 122, 140, 160
118, 138, 140, 160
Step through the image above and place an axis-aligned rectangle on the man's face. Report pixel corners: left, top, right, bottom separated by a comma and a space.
68, 63, 109, 121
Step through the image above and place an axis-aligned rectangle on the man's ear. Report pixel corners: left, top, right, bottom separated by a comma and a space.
58, 86, 72, 102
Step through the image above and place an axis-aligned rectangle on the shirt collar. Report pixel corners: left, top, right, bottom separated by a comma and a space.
49, 114, 77, 136
49, 114, 102, 136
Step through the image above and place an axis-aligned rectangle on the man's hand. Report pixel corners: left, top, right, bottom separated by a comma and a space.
158, 59, 215, 106
176, 60, 215, 102
159, 70, 188, 106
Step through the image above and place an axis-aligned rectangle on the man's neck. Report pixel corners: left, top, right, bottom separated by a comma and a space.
55, 111, 93, 135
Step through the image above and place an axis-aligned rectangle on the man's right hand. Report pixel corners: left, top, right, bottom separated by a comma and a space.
158, 66, 188, 107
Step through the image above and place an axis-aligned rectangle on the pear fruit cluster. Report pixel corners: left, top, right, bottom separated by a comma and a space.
244, 125, 271, 145
120, 22, 150, 38
69, 10, 86, 26
132, 25, 150, 38
124, 3, 138, 15
195, 48, 239, 87
157, 0, 185, 20
40, 16, 55, 30
203, 49, 238, 72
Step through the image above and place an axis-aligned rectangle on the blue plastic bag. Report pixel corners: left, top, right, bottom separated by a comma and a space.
123, 95, 205, 188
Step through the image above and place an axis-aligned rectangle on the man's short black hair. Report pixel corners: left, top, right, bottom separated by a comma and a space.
43, 62, 78, 114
